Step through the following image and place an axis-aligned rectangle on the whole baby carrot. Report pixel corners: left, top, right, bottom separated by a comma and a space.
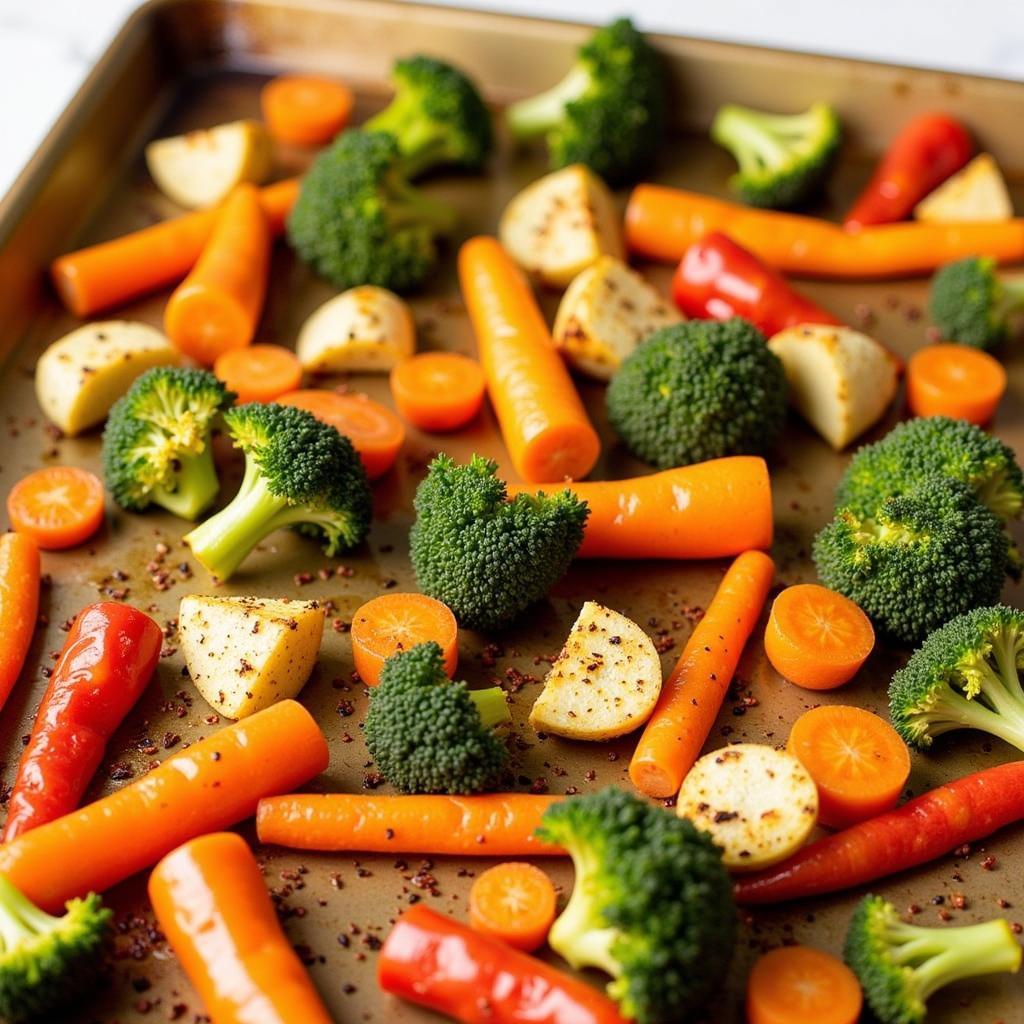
0, 533, 39, 712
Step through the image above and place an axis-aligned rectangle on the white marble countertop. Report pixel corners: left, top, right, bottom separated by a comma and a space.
2, 0, 1023, 200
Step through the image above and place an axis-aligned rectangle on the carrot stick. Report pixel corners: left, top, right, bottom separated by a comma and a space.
508, 456, 772, 559
458, 236, 600, 483
50, 177, 299, 318
625, 184, 1024, 279
256, 793, 564, 855
629, 550, 775, 798
0, 533, 39, 712
150, 833, 333, 1024
735, 760, 1024, 904
0, 699, 327, 913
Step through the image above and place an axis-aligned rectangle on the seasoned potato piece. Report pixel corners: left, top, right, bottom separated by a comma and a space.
499, 165, 624, 288
676, 744, 818, 871
178, 596, 325, 719
528, 601, 661, 740
914, 154, 1013, 224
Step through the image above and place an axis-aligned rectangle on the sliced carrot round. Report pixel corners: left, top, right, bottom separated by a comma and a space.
787, 705, 910, 830
7, 466, 105, 550
278, 390, 405, 480
907, 343, 1006, 425
260, 75, 354, 146
351, 593, 458, 686
214, 344, 302, 404
390, 352, 486, 433
468, 862, 557, 952
747, 946, 862, 1024
765, 584, 874, 690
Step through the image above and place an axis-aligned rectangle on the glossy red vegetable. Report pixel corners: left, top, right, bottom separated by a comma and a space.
379, 905, 629, 1024
3, 602, 162, 841
844, 113, 973, 230
672, 231, 841, 337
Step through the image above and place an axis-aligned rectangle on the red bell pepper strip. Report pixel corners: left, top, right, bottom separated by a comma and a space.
3, 601, 162, 841
379, 905, 629, 1024
672, 231, 842, 337
735, 760, 1024, 905
0, 533, 40, 712
844, 113, 973, 230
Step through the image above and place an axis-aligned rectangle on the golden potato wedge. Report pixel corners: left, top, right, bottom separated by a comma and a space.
914, 154, 1013, 224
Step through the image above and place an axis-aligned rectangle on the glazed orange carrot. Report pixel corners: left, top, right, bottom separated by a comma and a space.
0, 533, 39, 711
390, 352, 487, 432
260, 74, 354, 146
0, 700, 327, 913
459, 237, 600, 482
50, 177, 299, 318
213, 344, 303, 404
256, 793, 563, 855
746, 946, 862, 1024
629, 550, 775, 798
625, 184, 1024, 279
150, 833, 333, 1024
508, 456, 772, 559
7, 466, 104, 550
907, 343, 1006, 424
469, 862, 557, 952
351, 592, 458, 686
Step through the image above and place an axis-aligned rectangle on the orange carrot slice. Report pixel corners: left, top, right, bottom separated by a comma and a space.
907, 343, 1006, 425
7, 467, 104, 550
261, 75, 354, 146
468, 862, 557, 952
746, 946, 862, 1024
0, 533, 39, 711
213, 344, 302, 404
390, 352, 486, 432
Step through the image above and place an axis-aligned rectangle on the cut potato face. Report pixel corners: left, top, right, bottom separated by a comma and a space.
768, 324, 900, 450
553, 256, 681, 379
677, 744, 818, 871
145, 119, 273, 210
528, 601, 662, 740
498, 164, 624, 288
914, 154, 1013, 224
178, 595, 326, 719
35, 321, 180, 437
297, 286, 416, 373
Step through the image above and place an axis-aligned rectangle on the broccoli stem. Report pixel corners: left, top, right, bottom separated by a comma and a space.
366, 100, 446, 178
506, 64, 592, 138
0, 875, 60, 950
152, 447, 219, 521
469, 687, 512, 730
712, 104, 794, 171
999, 275, 1024, 325
385, 174, 458, 233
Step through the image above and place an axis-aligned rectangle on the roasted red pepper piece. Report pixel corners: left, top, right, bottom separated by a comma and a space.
844, 113, 973, 230
4, 601, 162, 841
379, 905, 629, 1024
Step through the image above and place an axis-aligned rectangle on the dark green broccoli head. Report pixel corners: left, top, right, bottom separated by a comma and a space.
813, 477, 1011, 645
606, 318, 787, 469
286, 129, 457, 292
929, 257, 1024, 350
537, 787, 735, 1024
102, 367, 233, 520
845, 894, 1022, 1024
364, 55, 493, 175
710, 101, 841, 209
364, 641, 511, 794
505, 18, 666, 185
409, 454, 588, 632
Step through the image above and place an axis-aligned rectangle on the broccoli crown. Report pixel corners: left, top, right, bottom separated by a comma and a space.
286, 129, 457, 292
505, 18, 665, 185
409, 454, 589, 632
183, 402, 372, 581
102, 367, 233, 520
0, 877, 111, 1023
845, 894, 1022, 1024
364, 55, 493, 174
364, 641, 511, 794
536, 787, 735, 1024
606, 318, 787, 469
929, 256, 1024, 350
710, 101, 841, 209
835, 416, 1024, 523
813, 477, 1010, 646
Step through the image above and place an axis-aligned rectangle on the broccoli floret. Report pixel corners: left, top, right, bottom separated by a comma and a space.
102, 367, 233, 521
606, 318, 787, 469
364, 55, 493, 175
813, 478, 1010, 645
286, 129, 457, 292
364, 641, 511, 793
929, 256, 1024, 350
409, 454, 588, 632
710, 101, 841, 209
0, 876, 111, 1022
536, 787, 735, 1024
845, 894, 1021, 1024
505, 18, 665, 185
835, 416, 1024, 523
183, 402, 372, 581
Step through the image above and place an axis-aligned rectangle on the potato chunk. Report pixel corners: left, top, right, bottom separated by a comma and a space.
914, 154, 1013, 224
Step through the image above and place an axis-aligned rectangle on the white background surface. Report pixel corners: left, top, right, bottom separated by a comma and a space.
1, 0, 1023, 199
